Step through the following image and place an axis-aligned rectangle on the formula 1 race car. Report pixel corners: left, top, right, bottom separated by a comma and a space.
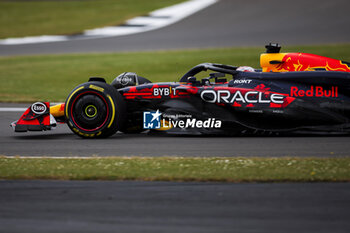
11, 44, 350, 138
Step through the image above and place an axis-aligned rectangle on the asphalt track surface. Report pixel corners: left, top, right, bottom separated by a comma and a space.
1, 105, 350, 157
1, 0, 350, 56
1, 180, 350, 233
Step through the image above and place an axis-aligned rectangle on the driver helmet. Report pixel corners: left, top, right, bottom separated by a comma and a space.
237, 66, 255, 72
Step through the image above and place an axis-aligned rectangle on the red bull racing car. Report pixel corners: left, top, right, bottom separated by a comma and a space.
11, 44, 350, 138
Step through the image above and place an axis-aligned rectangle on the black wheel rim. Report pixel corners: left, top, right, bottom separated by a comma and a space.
71, 92, 109, 131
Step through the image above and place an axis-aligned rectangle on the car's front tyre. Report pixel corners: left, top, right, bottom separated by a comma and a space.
65, 81, 126, 138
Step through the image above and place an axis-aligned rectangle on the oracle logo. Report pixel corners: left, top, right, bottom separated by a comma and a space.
200, 90, 285, 104
31, 102, 47, 114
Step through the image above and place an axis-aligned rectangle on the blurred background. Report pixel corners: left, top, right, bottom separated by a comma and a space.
0, 0, 350, 102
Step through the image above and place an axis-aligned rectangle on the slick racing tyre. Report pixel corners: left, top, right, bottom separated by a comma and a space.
65, 81, 126, 138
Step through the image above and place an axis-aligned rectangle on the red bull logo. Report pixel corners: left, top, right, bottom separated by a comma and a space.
290, 86, 338, 98
276, 53, 350, 72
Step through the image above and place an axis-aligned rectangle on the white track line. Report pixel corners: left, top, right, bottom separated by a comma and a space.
0, 0, 218, 45
0, 103, 64, 112
0, 156, 161, 159
0, 108, 27, 112
0, 156, 104, 159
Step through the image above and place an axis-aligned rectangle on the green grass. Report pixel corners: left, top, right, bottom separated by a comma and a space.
1, 44, 350, 102
0, 0, 184, 39
0, 157, 349, 182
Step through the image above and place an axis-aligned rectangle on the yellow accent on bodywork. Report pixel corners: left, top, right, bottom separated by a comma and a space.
107, 95, 115, 128
50, 103, 65, 117
260, 53, 286, 72
65, 86, 84, 118
155, 120, 172, 131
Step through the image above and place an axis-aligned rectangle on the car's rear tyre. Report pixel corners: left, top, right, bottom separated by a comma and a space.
65, 81, 126, 138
